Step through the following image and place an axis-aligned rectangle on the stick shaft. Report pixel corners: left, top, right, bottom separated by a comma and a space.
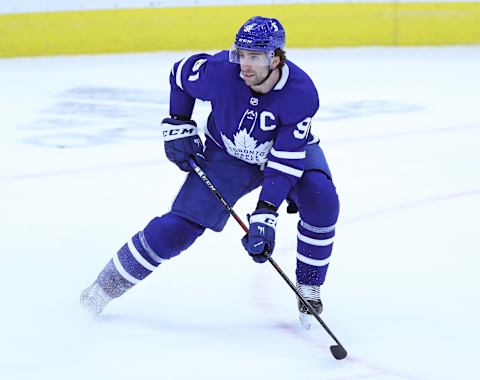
188, 156, 346, 349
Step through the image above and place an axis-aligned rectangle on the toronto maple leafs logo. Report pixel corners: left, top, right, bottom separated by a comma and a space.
221, 108, 274, 164
221, 129, 273, 165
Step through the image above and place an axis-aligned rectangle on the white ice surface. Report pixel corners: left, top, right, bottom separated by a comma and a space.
1, 47, 479, 380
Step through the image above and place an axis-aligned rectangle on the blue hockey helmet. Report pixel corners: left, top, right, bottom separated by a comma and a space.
229, 16, 286, 65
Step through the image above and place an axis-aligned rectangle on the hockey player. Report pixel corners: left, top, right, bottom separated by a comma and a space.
80, 16, 339, 329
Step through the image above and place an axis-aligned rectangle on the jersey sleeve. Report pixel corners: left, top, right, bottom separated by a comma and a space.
259, 96, 319, 209
169, 53, 217, 119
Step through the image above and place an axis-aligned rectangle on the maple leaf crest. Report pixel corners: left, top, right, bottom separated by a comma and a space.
221, 130, 273, 164
234, 129, 258, 149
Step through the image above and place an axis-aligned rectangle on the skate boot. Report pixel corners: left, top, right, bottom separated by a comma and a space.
80, 282, 112, 316
297, 282, 323, 330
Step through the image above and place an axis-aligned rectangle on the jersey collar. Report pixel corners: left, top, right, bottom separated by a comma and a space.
273, 64, 289, 90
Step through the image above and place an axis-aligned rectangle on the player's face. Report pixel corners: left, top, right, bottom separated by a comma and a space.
238, 50, 271, 86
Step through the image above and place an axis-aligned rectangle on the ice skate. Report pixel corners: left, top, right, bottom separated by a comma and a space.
80, 282, 112, 316
297, 282, 323, 330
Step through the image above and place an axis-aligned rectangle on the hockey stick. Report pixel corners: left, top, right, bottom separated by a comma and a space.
188, 156, 347, 360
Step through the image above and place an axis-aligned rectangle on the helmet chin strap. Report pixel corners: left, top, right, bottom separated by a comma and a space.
254, 66, 274, 86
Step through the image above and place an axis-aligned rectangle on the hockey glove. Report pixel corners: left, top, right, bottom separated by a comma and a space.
161, 117, 205, 172
241, 209, 278, 263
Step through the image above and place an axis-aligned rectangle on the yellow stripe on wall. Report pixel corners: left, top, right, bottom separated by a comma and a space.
0, 3, 479, 58
397, 3, 480, 45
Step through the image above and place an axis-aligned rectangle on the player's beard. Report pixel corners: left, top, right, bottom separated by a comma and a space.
242, 66, 270, 87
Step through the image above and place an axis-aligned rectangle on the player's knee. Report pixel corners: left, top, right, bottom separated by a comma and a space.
298, 171, 339, 225
143, 213, 206, 260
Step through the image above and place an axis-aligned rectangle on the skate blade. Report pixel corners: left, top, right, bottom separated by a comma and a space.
299, 312, 313, 330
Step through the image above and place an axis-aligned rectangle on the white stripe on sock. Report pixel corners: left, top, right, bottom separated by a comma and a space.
298, 231, 335, 246
300, 220, 336, 233
139, 231, 165, 264
112, 252, 140, 285
297, 252, 331, 267
128, 239, 157, 272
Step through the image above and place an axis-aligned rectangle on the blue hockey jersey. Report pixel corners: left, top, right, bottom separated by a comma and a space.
169, 50, 322, 209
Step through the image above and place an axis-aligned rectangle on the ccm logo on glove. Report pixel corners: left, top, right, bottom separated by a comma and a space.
162, 123, 197, 141
161, 117, 205, 172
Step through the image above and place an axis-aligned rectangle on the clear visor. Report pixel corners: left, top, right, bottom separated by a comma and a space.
229, 45, 273, 67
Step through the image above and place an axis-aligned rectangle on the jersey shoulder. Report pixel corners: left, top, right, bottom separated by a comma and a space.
276, 60, 319, 124
282, 60, 318, 102
172, 50, 239, 101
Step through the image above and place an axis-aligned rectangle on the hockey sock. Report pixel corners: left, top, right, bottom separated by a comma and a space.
97, 213, 205, 298
295, 219, 336, 286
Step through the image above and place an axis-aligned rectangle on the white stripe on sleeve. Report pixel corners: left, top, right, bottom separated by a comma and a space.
267, 161, 303, 177
270, 148, 306, 159
175, 56, 189, 91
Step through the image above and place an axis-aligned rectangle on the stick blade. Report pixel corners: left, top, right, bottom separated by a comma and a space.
330, 345, 347, 360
